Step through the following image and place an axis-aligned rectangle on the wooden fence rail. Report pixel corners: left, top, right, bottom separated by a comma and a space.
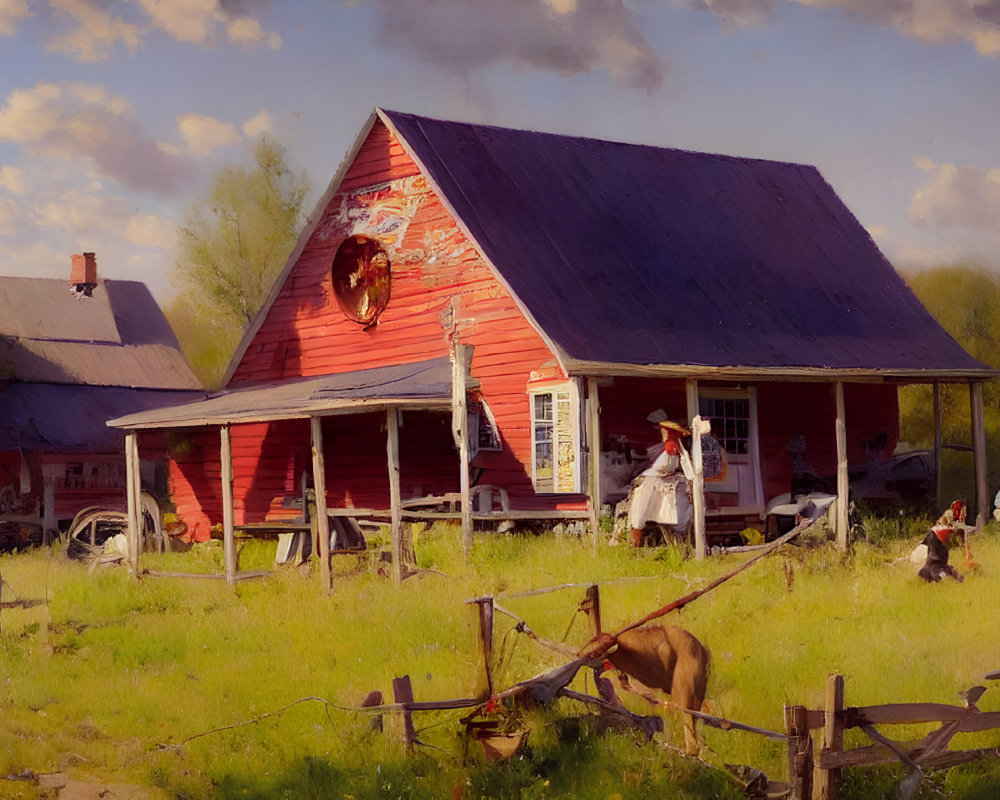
361, 581, 1000, 800
785, 672, 1000, 800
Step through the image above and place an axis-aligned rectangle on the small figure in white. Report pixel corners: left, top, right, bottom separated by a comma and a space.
628, 409, 694, 547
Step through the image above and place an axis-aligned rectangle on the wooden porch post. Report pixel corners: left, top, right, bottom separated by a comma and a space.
220, 424, 236, 587
835, 382, 849, 550
124, 431, 141, 577
685, 379, 707, 560
586, 378, 601, 554
933, 382, 943, 511
387, 407, 403, 585
451, 343, 473, 556
310, 416, 332, 592
42, 467, 56, 547
970, 381, 989, 529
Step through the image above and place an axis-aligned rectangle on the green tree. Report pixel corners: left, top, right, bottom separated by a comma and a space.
166, 135, 311, 388
898, 261, 1000, 504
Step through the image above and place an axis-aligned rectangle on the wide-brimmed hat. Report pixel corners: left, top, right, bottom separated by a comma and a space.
646, 408, 689, 434
646, 408, 670, 425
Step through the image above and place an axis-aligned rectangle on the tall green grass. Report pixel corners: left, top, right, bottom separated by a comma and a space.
1, 524, 999, 798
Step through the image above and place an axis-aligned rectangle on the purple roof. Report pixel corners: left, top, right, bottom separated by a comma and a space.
383, 110, 986, 374
1, 385, 199, 451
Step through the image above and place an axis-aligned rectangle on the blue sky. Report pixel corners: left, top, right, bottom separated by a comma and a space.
1, 0, 999, 303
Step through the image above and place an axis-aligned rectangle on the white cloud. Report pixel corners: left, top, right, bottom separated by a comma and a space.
914, 156, 936, 172
0, 240, 67, 282
909, 160, 1000, 231
39, 0, 281, 61
139, 0, 218, 45
242, 109, 272, 138
46, 0, 141, 62
227, 16, 281, 49
125, 213, 175, 248
692, 0, 1000, 58
371, 0, 665, 91
0, 196, 20, 235
33, 191, 136, 237
0, 0, 29, 37
688, 0, 776, 27
137, 0, 282, 50
0, 81, 196, 194
31, 189, 174, 247
0, 165, 25, 195
176, 113, 240, 155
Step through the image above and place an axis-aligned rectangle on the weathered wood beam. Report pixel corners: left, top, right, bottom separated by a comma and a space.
818, 672, 845, 800
586, 377, 601, 554
387, 407, 402, 585
124, 431, 141, 577
310, 416, 332, 593
220, 424, 236, 587
471, 596, 494, 699
42, 468, 56, 548
452, 343, 473, 555
391, 675, 416, 751
970, 381, 989, 529
583, 584, 601, 637
933, 382, 942, 510
784, 704, 814, 800
835, 382, 849, 550
685, 380, 707, 559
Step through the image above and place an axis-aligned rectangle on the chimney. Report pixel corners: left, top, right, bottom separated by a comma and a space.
70, 252, 97, 297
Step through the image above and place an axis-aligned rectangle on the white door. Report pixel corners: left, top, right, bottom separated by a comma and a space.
698, 389, 764, 510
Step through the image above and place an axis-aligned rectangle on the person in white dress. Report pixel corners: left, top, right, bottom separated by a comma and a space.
628, 411, 694, 547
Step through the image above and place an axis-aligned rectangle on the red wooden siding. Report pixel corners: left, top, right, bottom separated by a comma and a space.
757, 382, 898, 501
168, 427, 222, 540
596, 377, 689, 458
223, 120, 559, 508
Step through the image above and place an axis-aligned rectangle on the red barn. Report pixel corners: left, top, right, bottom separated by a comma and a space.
111, 110, 995, 581
0, 253, 202, 544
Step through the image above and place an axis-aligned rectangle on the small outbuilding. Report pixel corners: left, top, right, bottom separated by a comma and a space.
110, 110, 996, 583
0, 253, 202, 542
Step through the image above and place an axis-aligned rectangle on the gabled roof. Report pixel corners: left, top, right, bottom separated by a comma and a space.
110, 357, 465, 429
0, 278, 201, 390
377, 110, 989, 379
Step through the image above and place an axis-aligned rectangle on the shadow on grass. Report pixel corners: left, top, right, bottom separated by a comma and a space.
196, 720, 745, 800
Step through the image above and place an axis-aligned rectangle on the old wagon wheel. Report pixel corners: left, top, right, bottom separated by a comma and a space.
139, 491, 164, 552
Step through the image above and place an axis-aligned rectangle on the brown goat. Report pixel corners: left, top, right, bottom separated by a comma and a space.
581, 625, 710, 754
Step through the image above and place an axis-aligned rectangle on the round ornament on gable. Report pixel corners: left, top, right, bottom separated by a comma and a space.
331, 235, 391, 326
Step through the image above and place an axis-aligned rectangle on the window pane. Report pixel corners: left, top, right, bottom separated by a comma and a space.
533, 394, 552, 421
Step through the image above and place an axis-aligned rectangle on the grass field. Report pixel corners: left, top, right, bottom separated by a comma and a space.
2, 521, 1000, 799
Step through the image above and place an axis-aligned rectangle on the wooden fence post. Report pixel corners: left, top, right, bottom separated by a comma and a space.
582, 584, 601, 637
472, 596, 495, 699
817, 673, 845, 800
392, 675, 416, 752
785, 704, 814, 800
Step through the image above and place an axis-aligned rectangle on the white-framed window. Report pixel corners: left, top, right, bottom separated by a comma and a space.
529, 382, 581, 493
699, 395, 751, 456
468, 396, 501, 459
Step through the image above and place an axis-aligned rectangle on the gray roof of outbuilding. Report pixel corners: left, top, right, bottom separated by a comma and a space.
381, 110, 989, 377
0, 278, 201, 390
